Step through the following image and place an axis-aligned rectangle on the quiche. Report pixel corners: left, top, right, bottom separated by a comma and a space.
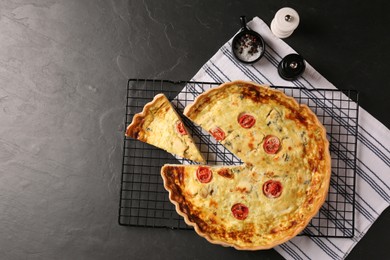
161, 80, 331, 250
126, 93, 205, 163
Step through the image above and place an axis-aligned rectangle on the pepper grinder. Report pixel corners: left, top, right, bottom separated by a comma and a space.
271, 7, 300, 38
277, 53, 306, 81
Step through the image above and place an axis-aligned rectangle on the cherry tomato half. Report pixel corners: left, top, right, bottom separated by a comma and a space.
238, 113, 256, 129
263, 135, 281, 154
231, 203, 249, 220
175, 121, 187, 135
263, 180, 283, 198
209, 127, 226, 141
196, 166, 212, 183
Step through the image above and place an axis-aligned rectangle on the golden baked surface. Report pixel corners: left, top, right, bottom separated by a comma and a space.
161, 81, 331, 250
126, 94, 205, 163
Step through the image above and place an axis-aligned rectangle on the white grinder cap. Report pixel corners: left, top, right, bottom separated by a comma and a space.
271, 7, 300, 38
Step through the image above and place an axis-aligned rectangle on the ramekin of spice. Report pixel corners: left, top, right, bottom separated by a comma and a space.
232, 16, 265, 64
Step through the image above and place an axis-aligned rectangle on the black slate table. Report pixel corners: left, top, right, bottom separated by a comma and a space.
1, 1, 389, 259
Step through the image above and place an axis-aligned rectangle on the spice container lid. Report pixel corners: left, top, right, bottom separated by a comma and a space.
277, 53, 306, 81
271, 7, 300, 38
232, 16, 265, 64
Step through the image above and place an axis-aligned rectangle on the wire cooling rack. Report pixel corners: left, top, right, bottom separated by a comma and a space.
119, 79, 359, 238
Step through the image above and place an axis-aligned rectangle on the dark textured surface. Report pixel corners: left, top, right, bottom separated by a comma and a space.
0, 1, 389, 259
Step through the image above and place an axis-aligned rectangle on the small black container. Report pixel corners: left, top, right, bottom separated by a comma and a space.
277, 53, 306, 81
232, 16, 266, 64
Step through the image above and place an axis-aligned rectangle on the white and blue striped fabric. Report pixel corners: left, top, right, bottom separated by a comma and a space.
184, 17, 390, 259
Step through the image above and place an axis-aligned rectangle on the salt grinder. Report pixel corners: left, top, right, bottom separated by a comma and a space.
271, 7, 300, 38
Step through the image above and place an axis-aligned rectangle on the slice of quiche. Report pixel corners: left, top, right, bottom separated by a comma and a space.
126, 94, 205, 163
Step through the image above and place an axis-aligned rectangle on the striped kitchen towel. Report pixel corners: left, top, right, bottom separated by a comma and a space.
176, 17, 390, 259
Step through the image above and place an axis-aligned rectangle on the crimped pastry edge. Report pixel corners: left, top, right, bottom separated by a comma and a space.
125, 93, 165, 138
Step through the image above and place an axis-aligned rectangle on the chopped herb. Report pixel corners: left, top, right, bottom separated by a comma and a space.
266, 109, 274, 118
232, 168, 241, 174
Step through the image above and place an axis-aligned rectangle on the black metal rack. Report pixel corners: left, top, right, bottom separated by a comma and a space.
119, 79, 359, 238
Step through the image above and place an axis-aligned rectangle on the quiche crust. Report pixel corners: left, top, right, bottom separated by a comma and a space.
161, 81, 331, 249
